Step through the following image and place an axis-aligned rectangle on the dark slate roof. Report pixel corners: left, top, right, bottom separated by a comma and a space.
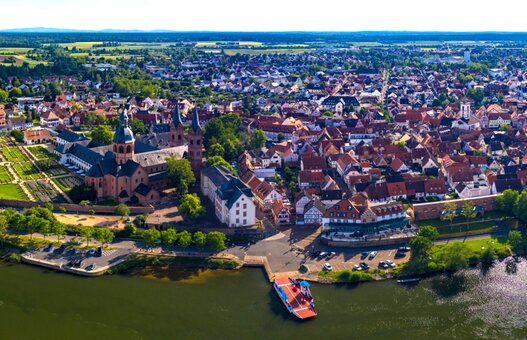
113, 108, 135, 144
134, 183, 152, 196
173, 102, 183, 127
58, 130, 88, 143
86, 159, 140, 178
67, 144, 103, 165
148, 171, 167, 182
216, 178, 253, 209
190, 107, 201, 133
320, 189, 343, 201
118, 190, 129, 198
494, 178, 523, 193
152, 123, 170, 134
202, 166, 232, 187
135, 141, 159, 154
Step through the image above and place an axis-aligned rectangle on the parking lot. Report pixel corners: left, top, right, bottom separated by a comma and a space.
302, 246, 410, 274
22, 240, 135, 274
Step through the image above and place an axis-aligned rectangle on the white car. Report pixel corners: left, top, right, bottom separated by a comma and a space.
369, 251, 378, 259
352, 264, 363, 271
323, 263, 333, 271
386, 260, 396, 269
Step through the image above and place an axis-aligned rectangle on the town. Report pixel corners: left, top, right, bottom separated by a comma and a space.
1, 35, 527, 285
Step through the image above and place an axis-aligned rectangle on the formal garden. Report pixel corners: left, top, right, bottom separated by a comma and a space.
0, 165, 13, 183
2, 147, 29, 163
27, 145, 57, 160
0, 183, 28, 200
13, 162, 43, 180
25, 180, 63, 202
53, 176, 84, 193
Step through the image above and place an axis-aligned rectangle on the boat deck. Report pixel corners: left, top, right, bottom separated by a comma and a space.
274, 277, 317, 319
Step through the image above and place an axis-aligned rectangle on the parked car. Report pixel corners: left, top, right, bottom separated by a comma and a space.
43, 244, 54, 252
299, 264, 309, 274
394, 251, 406, 259
398, 246, 411, 252
85, 263, 95, 271
95, 247, 102, 257
53, 244, 66, 255
67, 248, 76, 255
360, 262, 370, 270
87, 248, 96, 257
369, 251, 378, 260
352, 264, 362, 271
317, 252, 328, 260
386, 260, 396, 269
378, 261, 389, 269
326, 252, 336, 260
360, 251, 369, 259
311, 250, 321, 259
323, 263, 333, 271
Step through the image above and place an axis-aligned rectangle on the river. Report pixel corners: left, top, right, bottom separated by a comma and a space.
1, 260, 526, 339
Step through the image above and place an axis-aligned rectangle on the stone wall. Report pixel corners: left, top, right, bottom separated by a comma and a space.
0, 199, 154, 215
411, 195, 497, 221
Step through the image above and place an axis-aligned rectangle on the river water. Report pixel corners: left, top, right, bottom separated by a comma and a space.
0, 260, 526, 339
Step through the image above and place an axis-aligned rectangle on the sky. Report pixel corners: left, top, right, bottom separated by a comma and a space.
1, 0, 527, 32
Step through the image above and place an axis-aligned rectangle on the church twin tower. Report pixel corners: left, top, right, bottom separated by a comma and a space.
169, 103, 203, 174
113, 102, 203, 175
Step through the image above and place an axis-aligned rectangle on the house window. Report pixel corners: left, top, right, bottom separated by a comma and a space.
236, 202, 240, 207
243, 204, 247, 209
243, 219, 247, 224
243, 212, 247, 217
236, 210, 239, 215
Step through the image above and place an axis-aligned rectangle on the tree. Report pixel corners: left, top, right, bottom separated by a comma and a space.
508, 230, 525, 253
52, 222, 66, 242
496, 189, 519, 215
91, 125, 114, 145
166, 157, 196, 195
206, 231, 227, 251
481, 247, 497, 267
0, 89, 8, 103
68, 184, 96, 203
160, 228, 178, 246
277, 133, 285, 142
461, 200, 476, 226
9, 87, 22, 98
193, 231, 206, 248
177, 230, 192, 247
250, 129, 266, 149
442, 201, 458, 225
205, 155, 234, 173
0, 215, 7, 246
514, 190, 527, 222
115, 203, 130, 217
24, 214, 39, 239
130, 118, 147, 136
179, 194, 205, 219
418, 225, 439, 241
94, 228, 114, 248
10, 130, 23, 143
410, 235, 433, 260
208, 143, 225, 158
80, 226, 94, 247
39, 220, 53, 240
142, 228, 161, 249
443, 242, 469, 272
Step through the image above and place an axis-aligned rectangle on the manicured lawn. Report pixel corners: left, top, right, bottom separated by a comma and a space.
0, 166, 12, 183
13, 162, 42, 180
2, 147, 28, 162
431, 237, 510, 262
0, 183, 28, 200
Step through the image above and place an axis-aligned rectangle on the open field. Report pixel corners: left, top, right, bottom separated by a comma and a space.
0, 183, 28, 200
2, 147, 29, 162
0, 47, 33, 54
222, 48, 314, 55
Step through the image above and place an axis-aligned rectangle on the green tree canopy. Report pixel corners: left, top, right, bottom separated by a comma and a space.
250, 129, 266, 149
143, 228, 161, 248
115, 203, 130, 217
91, 125, 114, 145
193, 231, 207, 248
177, 230, 192, 247
206, 231, 227, 251
418, 225, 439, 240
166, 158, 196, 195
179, 194, 205, 220
205, 155, 234, 173
160, 228, 178, 246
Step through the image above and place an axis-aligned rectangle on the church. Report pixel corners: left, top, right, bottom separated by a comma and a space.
82, 102, 203, 205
